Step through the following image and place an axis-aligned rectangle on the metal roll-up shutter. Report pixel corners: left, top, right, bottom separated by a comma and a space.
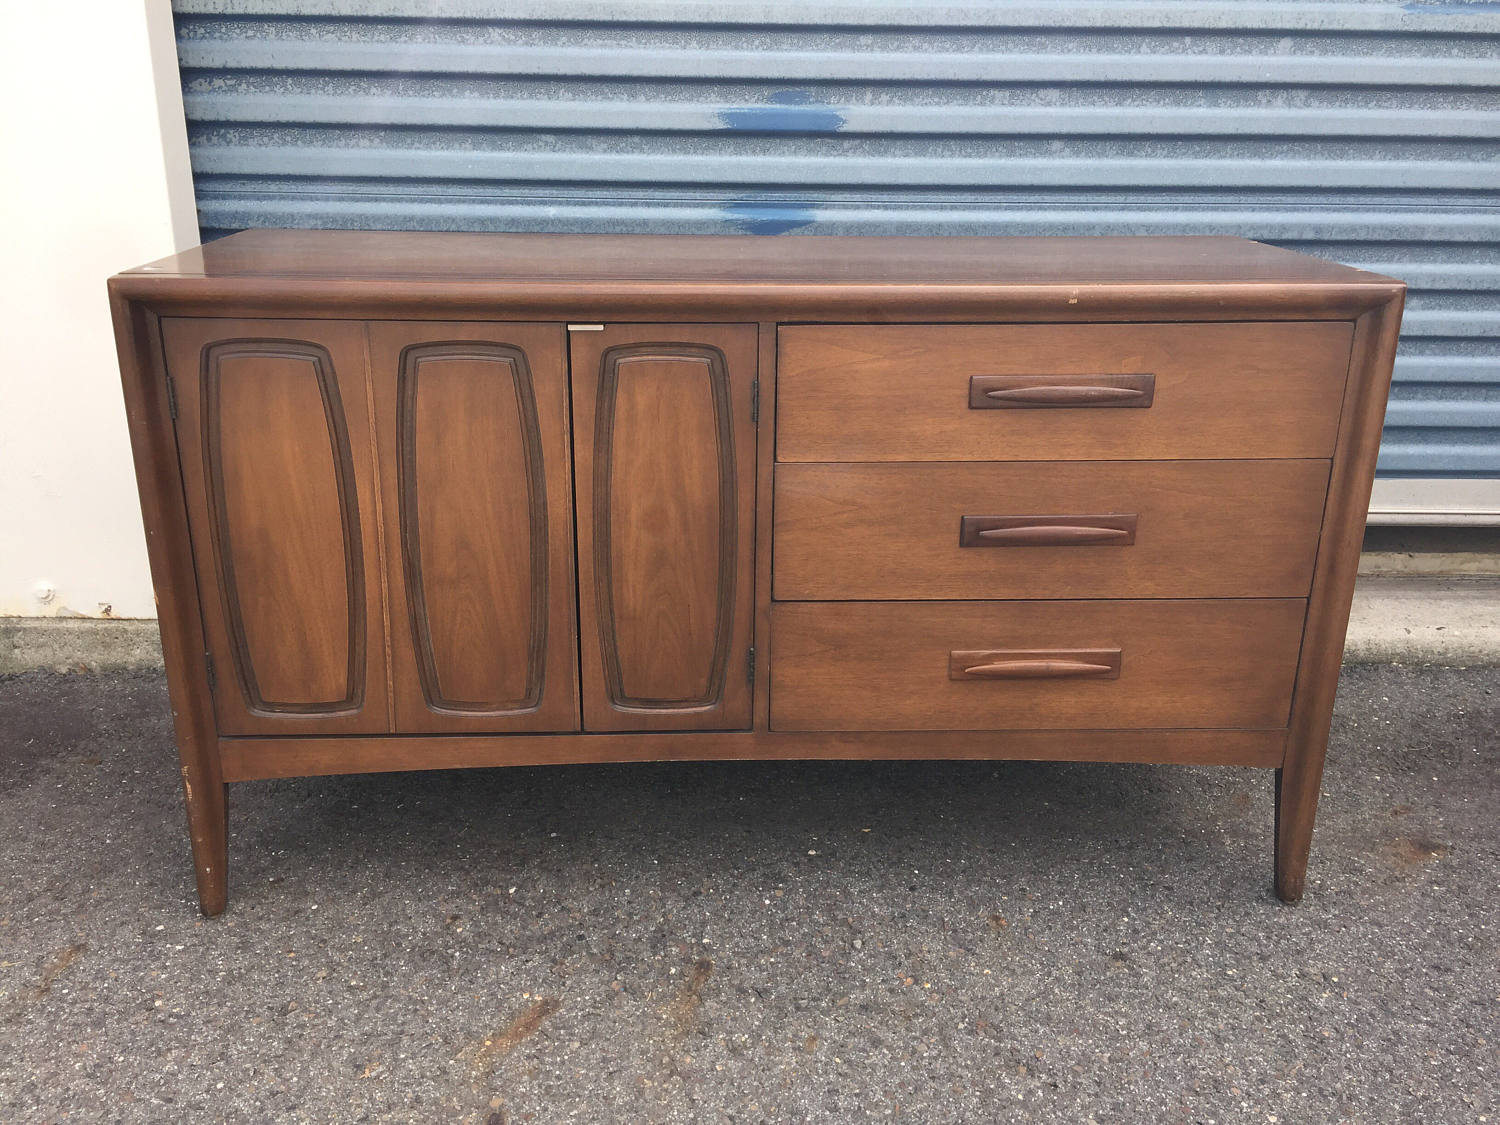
171, 1, 1500, 518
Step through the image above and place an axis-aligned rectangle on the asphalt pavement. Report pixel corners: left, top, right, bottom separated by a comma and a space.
0, 664, 1495, 1124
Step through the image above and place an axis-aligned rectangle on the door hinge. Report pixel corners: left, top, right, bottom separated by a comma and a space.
204, 652, 216, 691
747, 646, 756, 684
750, 379, 760, 424
164, 371, 178, 420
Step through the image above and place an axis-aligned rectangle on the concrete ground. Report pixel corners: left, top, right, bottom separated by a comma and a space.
1345, 576, 1500, 665
0, 666, 1496, 1124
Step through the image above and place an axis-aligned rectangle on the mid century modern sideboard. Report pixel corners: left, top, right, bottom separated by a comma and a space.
108, 231, 1404, 915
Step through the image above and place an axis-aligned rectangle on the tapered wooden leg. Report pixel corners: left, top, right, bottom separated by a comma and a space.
1274, 753, 1325, 904
184, 776, 229, 916
112, 296, 232, 916
1272, 298, 1404, 906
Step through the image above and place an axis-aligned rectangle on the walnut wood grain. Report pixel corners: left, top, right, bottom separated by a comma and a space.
110, 294, 228, 915
570, 324, 757, 731
208, 339, 362, 710
774, 460, 1329, 601
958, 514, 1138, 549
778, 322, 1353, 462
949, 649, 1123, 681
126, 230, 1394, 289
367, 322, 580, 734
113, 233, 1403, 324
771, 600, 1306, 732
107, 231, 1403, 914
218, 728, 1288, 781
163, 318, 390, 736
969, 374, 1155, 409
1276, 292, 1406, 903
752, 324, 777, 733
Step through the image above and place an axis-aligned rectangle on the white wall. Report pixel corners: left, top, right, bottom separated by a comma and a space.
0, 0, 196, 618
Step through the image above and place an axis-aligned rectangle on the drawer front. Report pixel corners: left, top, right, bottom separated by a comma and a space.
771, 600, 1305, 731
777, 322, 1353, 462
774, 459, 1330, 600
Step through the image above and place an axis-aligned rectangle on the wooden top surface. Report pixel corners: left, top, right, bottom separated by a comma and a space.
123, 229, 1393, 289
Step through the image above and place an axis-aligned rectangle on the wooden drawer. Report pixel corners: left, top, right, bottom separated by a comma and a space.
774, 459, 1330, 600
777, 322, 1353, 462
771, 600, 1305, 731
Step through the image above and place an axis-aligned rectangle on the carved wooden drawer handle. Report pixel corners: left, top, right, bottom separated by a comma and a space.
987, 385, 1142, 405
969, 374, 1155, 409
963, 659, 1113, 678
980, 525, 1128, 544
959, 514, 1138, 548
949, 648, 1122, 681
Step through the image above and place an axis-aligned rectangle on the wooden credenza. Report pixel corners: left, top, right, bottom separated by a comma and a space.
109, 231, 1403, 914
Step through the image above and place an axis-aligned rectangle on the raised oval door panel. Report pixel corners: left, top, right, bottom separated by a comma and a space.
571, 325, 758, 731
367, 323, 580, 733
163, 318, 390, 735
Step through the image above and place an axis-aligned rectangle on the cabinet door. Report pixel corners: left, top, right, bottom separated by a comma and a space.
164, 319, 390, 735
570, 324, 758, 731
368, 323, 580, 732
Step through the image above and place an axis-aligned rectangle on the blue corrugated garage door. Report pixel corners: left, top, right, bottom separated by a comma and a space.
171, 1, 1500, 518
